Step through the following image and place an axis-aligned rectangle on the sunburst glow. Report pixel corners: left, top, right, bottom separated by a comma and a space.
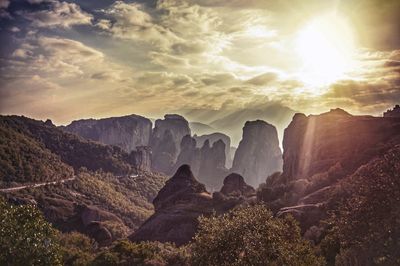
295, 13, 357, 88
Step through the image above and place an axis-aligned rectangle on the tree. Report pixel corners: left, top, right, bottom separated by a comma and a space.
58, 231, 97, 266
0, 198, 62, 265
191, 205, 324, 266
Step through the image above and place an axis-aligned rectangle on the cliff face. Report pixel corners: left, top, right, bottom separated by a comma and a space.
174, 137, 228, 191
193, 133, 232, 168
130, 165, 254, 246
197, 140, 228, 190
282, 108, 400, 180
150, 115, 191, 174
129, 146, 152, 172
258, 109, 400, 238
63, 115, 152, 153
232, 120, 283, 188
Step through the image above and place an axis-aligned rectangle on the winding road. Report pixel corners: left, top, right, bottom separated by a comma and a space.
0, 177, 76, 193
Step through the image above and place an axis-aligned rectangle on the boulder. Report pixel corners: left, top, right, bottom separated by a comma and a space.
220, 173, 255, 197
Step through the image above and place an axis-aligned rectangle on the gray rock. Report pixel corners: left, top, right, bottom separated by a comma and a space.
232, 120, 283, 187
63, 114, 152, 153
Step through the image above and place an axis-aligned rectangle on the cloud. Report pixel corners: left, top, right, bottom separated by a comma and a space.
99, 1, 179, 49
246, 72, 278, 86
22, 1, 92, 28
0, 0, 9, 9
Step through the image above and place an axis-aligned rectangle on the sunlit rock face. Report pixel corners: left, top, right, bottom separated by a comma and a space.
258, 108, 400, 238
63, 114, 152, 153
150, 114, 191, 174
282, 108, 400, 180
130, 165, 254, 246
232, 120, 283, 188
193, 133, 232, 168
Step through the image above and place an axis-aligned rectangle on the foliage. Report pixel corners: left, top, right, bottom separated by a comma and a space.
321, 146, 400, 265
0, 119, 73, 185
58, 232, 97, 266
0, 197, 62, 265
0, 115, 136, 176
191, 204, 324, 266
92, 240, 189, 266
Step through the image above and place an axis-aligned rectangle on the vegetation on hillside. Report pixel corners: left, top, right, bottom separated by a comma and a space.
1, 116, 136, 176
0, 119, 73, 186
321, 145, 400, 265
191, 205, 324, 266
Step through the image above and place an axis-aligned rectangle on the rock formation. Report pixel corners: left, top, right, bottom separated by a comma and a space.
150, 115, 191, 174
173, 137, 228, 191
383, 104, 400, 117
197, 139, 228, 190
130, 165, 255, 246
232, 120, 283, 188
129, 165, 214, 245
220, 173, 256, 198
258, 108, 400, 237
129, 146, 152, 172
63, 114, 152, 153
193, 132, 232, 168
281, 108, 399, 180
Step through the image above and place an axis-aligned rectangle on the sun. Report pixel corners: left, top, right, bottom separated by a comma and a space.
295, 13, 357, 89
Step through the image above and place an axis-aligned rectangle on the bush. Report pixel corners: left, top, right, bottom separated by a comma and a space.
58, 231, 97, 266
191, 205, 324, 266
91, 240, 189, 266
0, 198, 62, 265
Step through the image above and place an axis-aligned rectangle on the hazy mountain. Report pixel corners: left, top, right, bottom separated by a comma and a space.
180, 104, 297, 146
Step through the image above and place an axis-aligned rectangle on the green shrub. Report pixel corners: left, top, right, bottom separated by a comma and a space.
191, 205, 324, 266
0, 198, 62, 265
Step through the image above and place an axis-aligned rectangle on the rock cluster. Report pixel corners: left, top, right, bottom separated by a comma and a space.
130, 165, 255, 246
174, 136, 228, 190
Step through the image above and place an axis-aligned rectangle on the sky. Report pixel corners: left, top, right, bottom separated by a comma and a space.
0, 0, 399, 125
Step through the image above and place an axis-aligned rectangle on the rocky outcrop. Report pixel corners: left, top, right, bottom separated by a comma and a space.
63, 114, 152, 153
129, 146, 152, 171
193, 133, 232, 168
130, 165, 255, 246
173, 137, 228, 191
258, 108, 400, 236
383, 104, 400, 117
197, 140, 228, 190
282, 108, 400, 181
232, 120, 283, 188
150, 115, 191, 174
130, 165, 214, 245
220, 173, 256, 198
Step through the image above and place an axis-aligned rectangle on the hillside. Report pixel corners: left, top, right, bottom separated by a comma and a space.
1, 115, 137, 176
0, 115, 167, 245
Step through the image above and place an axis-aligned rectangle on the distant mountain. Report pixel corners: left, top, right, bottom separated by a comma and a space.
180, 104, 297, 146
189, 122, 216, 136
